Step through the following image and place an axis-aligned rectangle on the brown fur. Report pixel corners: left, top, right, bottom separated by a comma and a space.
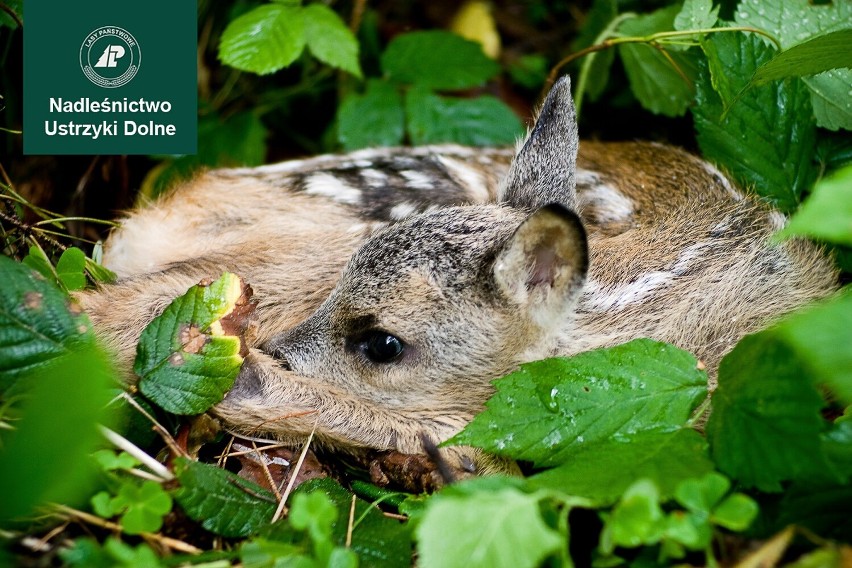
80, 77, 837, 475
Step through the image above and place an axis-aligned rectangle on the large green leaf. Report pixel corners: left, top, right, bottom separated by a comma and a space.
303, 4, 362, 78
618, 6, 698, 117
749, 30, 852, 86
706, 332, 828, 492
448, 339, 707, 467
337, 79, 404, 151
135, 273, 251, 415
529, 429, 714, 506
218, 4, 306, 75
694, 32, 817, 212
735, 0, 852, 130
674, 0, 719, 32
416, 485, 562, 568
0, 256, 97, 389
172, 457, 276, 537
405, 87, 523, 146
776, 164, 852, 247
381, 31, 500, 90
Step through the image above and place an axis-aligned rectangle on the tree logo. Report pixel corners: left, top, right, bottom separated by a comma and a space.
79, 26, 141, 88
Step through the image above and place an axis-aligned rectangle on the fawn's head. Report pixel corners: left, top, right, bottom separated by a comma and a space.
267, 77, 587, 414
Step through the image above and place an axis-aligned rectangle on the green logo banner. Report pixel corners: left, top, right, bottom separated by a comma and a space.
24, 0, 197, 155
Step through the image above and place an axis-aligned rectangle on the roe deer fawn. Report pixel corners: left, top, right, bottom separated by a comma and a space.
81, 77, 836, 479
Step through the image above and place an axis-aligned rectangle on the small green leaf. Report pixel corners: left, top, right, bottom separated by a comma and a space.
381, 31, 500, 90
674, 472, 730, 514
710, 493, 758, 531
21, 245, 55, 282
84, 257, 116, 285
303, 4, 362, 78
416, 486, 563, 568
405, 87, 524, 147
674, 0, 719, 32
618, 6, 698, 117
750, 30, 852, 87
91, 491, 121, 518
56, 247, 87, 291
600, 479, 665, 553
91, 450, 140, 472
172, 457, 276, 537
663, 510, 710, 551
448, 339, 707, 467
775, 165, 852, 246
135, 273, 250, 415
530, 429, 714, 506
113, 481, 173, 534
219, 4, 306, 75
337, 79, 404, 150
694, 32, 817, 212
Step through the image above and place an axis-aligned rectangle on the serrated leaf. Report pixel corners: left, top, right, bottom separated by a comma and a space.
135, 273, 252, 415
56, 247, 87, 291
750, 30, 852, 86
337, 79, 404, 150
694, 32, 817, 212
303, 4, 362, 78
735, 0, 852, 130
381, 30, 500, 90
219, 4, 306, 75
617, 6, 698, 117
448, 339, 707, 467
674, 0, 719, 32
530, 429, 714, 506
706, 332, 828, 492
172, 457, 276, 537
775, 164, 852, 246
0, 256, 97, 389
416, 486, 562, 568
405, 87, 523, 146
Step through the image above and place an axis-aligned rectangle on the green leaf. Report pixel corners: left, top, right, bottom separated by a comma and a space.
56, 247, 87, 291
776, 164, 852, 246
302, 4, 362, 78
0, 0, 22, 28
219, 4, 306, 75
706, 332, 828, 492
91, 491, 122, 518
617, 6, 698, 117
416, 485, 563, 568
448, 339, 707, 467
674, 0, 719, 32
293, 478, 412, 568
674, 472, 730, 514
91, 449, 140, 472
694, 32, 817, 212
112, 480, 173, 534
530, 429, 714, 506
405, 87, 525, 147
750, 30, 852, 86
381, 31, 500, 90
289, 492, 337, 563
0, 256, 97, 390
135, 273, 249, 415
172, 457, 276, 537
507, 55, 549, 90
735, 0, 852, 130
84, 257, 116, 285
21, 245, 55, 282
711, 493, 759, 532
600, 479, 666, 554
337, 79, 404, 151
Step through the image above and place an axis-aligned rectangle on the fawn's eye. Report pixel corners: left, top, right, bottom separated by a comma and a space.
360, 331, 404, 363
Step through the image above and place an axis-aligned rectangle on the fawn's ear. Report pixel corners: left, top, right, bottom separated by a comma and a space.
493, 205, 588, 328
500, 75, 579, 211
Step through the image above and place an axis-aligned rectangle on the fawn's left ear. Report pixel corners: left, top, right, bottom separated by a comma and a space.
500, 75, 579, 211
493, 204, 588, 329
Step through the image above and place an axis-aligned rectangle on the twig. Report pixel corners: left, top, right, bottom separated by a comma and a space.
349, 0, 367, 33
252, 440, 283, 500
272, 422, 317, 523
120, 391, 189, 460
345, 494, 357, 548
219, 442, 291, 459
99, 425, 174, 481
53, 505, 202, 554
0, 1, 22, 28
382, 512, 408, 521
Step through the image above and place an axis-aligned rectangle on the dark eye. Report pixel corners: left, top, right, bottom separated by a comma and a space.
361, 331, 404, 363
